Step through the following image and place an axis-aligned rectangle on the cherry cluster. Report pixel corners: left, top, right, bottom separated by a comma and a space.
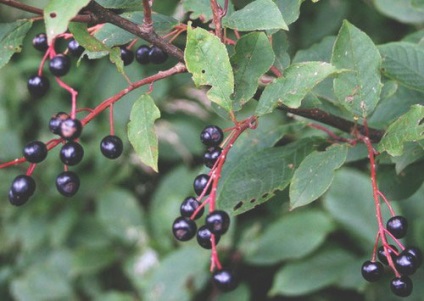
361, 215, 423, 297
120, 44, 169, 66
172, 125, 238, 292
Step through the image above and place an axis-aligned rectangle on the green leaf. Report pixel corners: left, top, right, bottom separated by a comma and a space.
272, 30, 291, 72
222, 0, 288, 31
275, 0, 302, 25
71, 246, 117, 275
378, 104, 424, 156
243, 210, 335, 265
185, 26, 234, 113
128, 94, 161, 172
218, 137, 323, 215
183, 0, 234, 23
289, 144, 348, 210
379, 42, 424, 92
44, 0, 91, 43
68, 22, 124, 73
412, 0, 424, 10
332, 20, 382, 117
94, 12, 179, 47
391, 142, 424, 174
255, 62, 338, 116
269, 247, 356, 296
142, 246, 209, 301
96, 188, 144, 240
95, 0, 141, 9
231, 32, 275, 110
0, 21, 33, 70
374, 0, 424, 24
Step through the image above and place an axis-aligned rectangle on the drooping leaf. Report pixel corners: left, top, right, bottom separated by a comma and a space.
68, 22, 124, 73
95, 0, 141, 9
378, 104, 424, 156
94, 12, 179, 47
44, 0, 91, 43
269, 247, 356, 296
222, 0, 288, 31
275, 0, 303, 25
0, 20, 33, 70
289, 144, 348, 210
218, 137, 324, 215
379, 42, 424, 92
128, 94, 161, 172
255, 62, 338, 116
185, 26, 234, 113
332, 20, 382, 117
374, 0, 424, 24
231, 32, 275, 110
272, 30, 291, 72
243, 210, 335, 265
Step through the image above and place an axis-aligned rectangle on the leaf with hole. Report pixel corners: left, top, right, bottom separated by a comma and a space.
289, 144, 348, 210
127, 94, 161, 172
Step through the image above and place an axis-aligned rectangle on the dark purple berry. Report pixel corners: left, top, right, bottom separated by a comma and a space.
193, 174, 211, 196
197, 225, 220, 249
390, 276, 413, 297
60, 118, 83, 140
386, 216, 408, 239
60, 141, 84, 166
361, 260, 384, 282
120, 47, 134, 66
200, 125, 224, 147
212, 269, 238, 292
56, 171, 80, 197
395, 250, 418, 276
10, 175, 36, 200
172, 216, 197, 241
32, 33, 48, 52
405, 247, 422, 268
49, 112, 70, 135
8, 189, 29, 206
100, 135, 123, 159
205, 210, 230, 235
148, 46, 168, 64
203, 146, 222, 168
27, 75, 50, 97
378, 245, 398, 265
23, 141, 48, 163
180, 196, 204, 220
49, 54, 71, 77
68, 39, 85, 57
135, 45, 150, 64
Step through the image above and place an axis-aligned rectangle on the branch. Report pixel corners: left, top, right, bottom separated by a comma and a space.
278, 105, 385, 142
210, 0, 223, 41
87, 1, 184, 62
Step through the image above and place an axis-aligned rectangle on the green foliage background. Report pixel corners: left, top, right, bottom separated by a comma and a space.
0, 0, 424, 300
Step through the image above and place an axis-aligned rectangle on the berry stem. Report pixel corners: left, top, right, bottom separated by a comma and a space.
54, 77, 78, 119
210, 234, 223, 271
109, 104, 115, 136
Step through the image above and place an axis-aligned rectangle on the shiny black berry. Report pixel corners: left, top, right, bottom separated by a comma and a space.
135, 45, 150, 64
56, 171, 80, 197
32, 33, 48, 52
377, 245, 398, 265
203, 146, 222, 168
405, 247, 422, 268
27, 75, 50, 97
120, 47, 134, 66
361, 260, 384, 282
49, 54, 71, 77
212, 269, 238, 292
23, 141, 48, 163
200, 125, 224, 147
60, 141, 84, 166
100, 135, 123, 159
390, 276, 413, 297
205, 210, 230, 235
395, 250, 418, 276
68, 39, 85, 57
49, 112, 70, 135
386, 216, 408, 239
193, 174, 211, 196
9, 175, 36, 205
60, 118, 83, 140
197, 225, 220, 249
180, 196, 204, 220
148, 46, 168, 64
172, 216, 197, 241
